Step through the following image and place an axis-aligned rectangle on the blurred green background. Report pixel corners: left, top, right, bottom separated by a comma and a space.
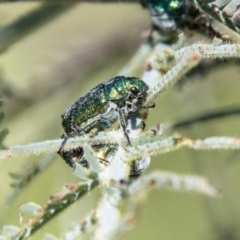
0, 2, 240, 240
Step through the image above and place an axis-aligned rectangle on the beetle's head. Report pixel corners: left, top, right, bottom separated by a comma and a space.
124, 77, 149, 107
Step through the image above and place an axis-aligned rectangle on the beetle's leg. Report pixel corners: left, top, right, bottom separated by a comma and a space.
129, 156, 151, 179
125, 101, 133, 113
58, 134, 78, 168
117, 108, 131, 146
59, 147, 86, 169
88, 128, 99, 137
98, 157, 110, 166
57, 134, 69, 154
57, 132, 77, 155
58, 149, 76, 168
99, 118, 112, 129
142, 102, 155, 109
141, 120, 146, 130
75, 148, 89, 167
97, 144, 118, 166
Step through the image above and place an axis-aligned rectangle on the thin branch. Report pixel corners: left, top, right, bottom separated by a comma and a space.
0, 131, 122, 160
2, 132, 240, 161
0, 3, 75, 54
174, 43, 240, 60
61, 210, 97, 240
8, 172, 99, 240
190, 137, 240, 150
128, 171, 219, 197
145, 51, 201, 103
93, 170, 218, 239
144, 43, 240, 104
170, 105, 240, 129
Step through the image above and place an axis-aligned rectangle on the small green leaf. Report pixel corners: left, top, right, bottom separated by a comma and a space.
83, 144, 101, 173
2, 226, 19, 237
19, 202, 42, 217
74, 162, 89, 180
9, 172, 23, 180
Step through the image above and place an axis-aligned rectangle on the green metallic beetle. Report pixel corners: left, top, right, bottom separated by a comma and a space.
58, 76, 150, 168
149, 0, 186, 32
140, 0, 186, 32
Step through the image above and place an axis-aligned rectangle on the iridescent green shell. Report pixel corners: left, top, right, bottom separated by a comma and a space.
61, 76, 149, 136
150, 0, 186, 18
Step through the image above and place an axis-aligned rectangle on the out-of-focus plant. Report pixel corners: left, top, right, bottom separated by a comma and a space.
0, 0, 240, 239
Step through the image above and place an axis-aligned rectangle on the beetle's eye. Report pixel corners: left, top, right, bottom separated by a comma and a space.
130, 87, 139, 95
127, 103, 132, 109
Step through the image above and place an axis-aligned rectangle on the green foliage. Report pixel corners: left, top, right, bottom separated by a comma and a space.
0, 100, 8, 149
